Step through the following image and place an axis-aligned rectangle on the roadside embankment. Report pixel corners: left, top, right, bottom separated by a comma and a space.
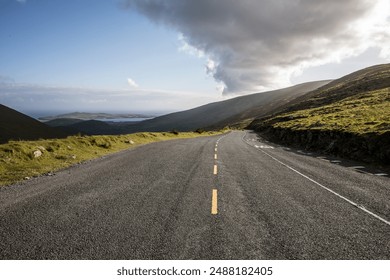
0, 130, 226, 186
249, 86, 390, 166
250, 125, 390, 165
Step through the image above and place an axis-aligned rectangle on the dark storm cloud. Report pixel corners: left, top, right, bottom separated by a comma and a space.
125, 0, 389, 94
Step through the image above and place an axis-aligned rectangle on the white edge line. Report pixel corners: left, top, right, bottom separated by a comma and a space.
260, 148, 390, 226
242, 133, 390, 227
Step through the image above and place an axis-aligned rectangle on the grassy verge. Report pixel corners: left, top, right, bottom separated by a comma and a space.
0, 130, 226, 186
249, 65, 390, 165
249, 87, 390, 165
266, 88, 390, 135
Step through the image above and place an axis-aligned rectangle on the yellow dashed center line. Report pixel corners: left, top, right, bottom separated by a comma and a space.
212, 138, 222, 215
211, 189, 218, 215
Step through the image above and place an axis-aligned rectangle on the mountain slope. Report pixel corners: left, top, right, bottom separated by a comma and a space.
0, 104, 68, 143
249, 63, 390, 165
123, 80, 330, 133
273, 63, 390, 114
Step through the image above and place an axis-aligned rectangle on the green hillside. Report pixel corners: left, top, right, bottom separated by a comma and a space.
266, 87, 390, 135
249, 64, 390, 164
0, 104, 69, 143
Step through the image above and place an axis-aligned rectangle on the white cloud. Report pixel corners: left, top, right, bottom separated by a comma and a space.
0, 83, 221, 116
178, 34, 204, 58
0, 75, 15, 85
126, 0, 390, 95
127, 78, 139, 88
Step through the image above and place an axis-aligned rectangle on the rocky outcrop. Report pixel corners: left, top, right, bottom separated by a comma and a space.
250, 124, 390, 165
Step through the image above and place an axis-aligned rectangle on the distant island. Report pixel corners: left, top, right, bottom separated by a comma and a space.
39, 112, 156, 121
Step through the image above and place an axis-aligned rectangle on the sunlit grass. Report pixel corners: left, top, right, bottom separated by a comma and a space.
269, 88, 390, 135
0, 130, 227, 186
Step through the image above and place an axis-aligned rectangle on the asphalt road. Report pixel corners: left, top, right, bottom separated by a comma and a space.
0, 131, 389, 259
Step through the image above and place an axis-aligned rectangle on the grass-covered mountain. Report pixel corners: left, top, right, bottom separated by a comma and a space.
42, 81, 329, 135
0, 104, 68, 144
249, 64, 390, 165
122, 80, 330, 133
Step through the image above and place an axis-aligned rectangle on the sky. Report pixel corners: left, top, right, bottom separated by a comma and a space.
0, 0, 389, 117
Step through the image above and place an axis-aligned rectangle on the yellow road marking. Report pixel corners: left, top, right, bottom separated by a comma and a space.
211, 189, 218, 215
212, 141, 219, 215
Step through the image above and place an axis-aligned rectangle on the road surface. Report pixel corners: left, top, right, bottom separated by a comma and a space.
0, 131, 389, 259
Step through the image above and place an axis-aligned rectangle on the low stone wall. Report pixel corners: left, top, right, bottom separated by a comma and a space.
251, 124, 390, 165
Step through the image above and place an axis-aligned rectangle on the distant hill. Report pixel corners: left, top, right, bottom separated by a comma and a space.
65, 120, 125, 135
122, 80, 330, 133
0, 104, 69, 143
39, 112, 155, 121
44, 118, 84, 127
41, 81, 329, 136
45, 118, 138, 136
249, 63, 390, 165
